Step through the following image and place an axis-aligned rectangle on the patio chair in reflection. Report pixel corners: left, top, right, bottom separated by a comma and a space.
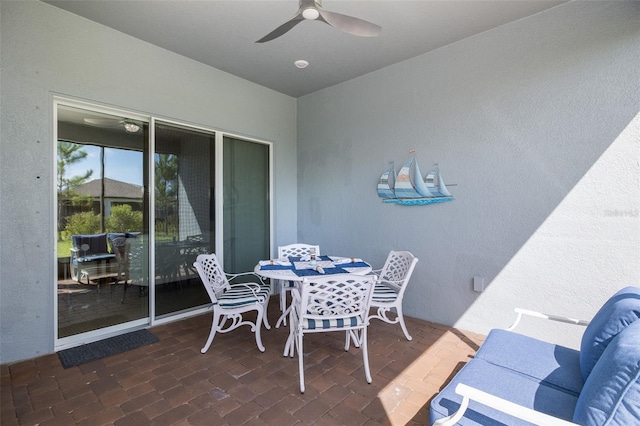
287, 274, 375, 393
108, 234, 146, 303
368, 250, 419, 341
276, 243, 320, 327
193, 253, 271, 353
108, 235, 130, 285
180, 234, 210, 277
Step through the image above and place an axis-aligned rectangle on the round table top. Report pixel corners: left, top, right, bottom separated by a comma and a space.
254, 256, 372, 281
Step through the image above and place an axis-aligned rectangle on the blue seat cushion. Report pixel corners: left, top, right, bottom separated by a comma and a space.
573, 319, 640, 426
372, 282, 398, 302
218, 285, 270, 308
303, 315, 362, 330
72, 233, 109, 255
429, 359, 578, 425
475, 329, 583, 395
580, 286, 640, 381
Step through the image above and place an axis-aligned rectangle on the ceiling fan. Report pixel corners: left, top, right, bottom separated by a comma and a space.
256, 0, 381, 43
84, 117, 141, 133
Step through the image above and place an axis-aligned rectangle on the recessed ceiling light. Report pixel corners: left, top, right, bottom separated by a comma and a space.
294, 60, 309, 69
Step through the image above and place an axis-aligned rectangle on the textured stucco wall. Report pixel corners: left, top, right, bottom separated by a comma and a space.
0, 0, 297, 363
297, 1, 640, 348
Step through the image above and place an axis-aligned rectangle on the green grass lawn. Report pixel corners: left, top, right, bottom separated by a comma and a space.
57, 239, 72, 259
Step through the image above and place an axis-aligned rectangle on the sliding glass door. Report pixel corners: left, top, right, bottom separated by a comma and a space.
153, 123, 214, 318
56, 103, 149, 339
55, 100, 271, 347
223, 136, 270, 273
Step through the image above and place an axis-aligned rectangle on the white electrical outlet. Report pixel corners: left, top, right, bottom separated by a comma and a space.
473, 276, 484, 292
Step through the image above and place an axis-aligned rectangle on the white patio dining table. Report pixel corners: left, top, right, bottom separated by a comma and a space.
254, 255, 373, 339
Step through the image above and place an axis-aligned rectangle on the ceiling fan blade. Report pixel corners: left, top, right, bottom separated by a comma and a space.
256, 14, 304, 43
318, 9, 381, 37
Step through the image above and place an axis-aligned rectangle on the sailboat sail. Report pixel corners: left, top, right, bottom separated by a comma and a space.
378, 152, 454, 205
377, 165, 396, 199
425, 168, 452, 197
394, 157, 434, 198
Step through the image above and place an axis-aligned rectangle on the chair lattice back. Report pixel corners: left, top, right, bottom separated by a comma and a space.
194, 254, 231, 303
299, 274, 374, 321
379, 251, 417, 289
276, 243, 321, 328
127, 238, 146, 283
278, 243, 320, 258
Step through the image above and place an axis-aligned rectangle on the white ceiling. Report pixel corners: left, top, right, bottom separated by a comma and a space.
44, 0, 567, 98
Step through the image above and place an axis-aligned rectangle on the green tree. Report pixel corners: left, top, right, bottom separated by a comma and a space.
155, 154, 178, 234
65, 211, 101, 236
57, 142, 93, 241
106, 204, 143, 233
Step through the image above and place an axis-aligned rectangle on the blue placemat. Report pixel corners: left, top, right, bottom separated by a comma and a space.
337, 261, 370, 268
293, 267, 348, 277
259, 264, 293, 270
288, 255, 332, 262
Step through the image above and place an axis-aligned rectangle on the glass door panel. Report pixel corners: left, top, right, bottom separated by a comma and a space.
56, 104, 149, 339
153, 123, 213, 318
223, 137, 270, 273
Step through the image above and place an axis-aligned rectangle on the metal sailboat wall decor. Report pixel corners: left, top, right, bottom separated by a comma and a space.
377, 151, 454, 205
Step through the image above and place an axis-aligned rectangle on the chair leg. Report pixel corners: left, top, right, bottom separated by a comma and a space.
120, 279, 128, 304
278, 281, 288, 327
201, 309, 222, 354
297, 332, 305, 393
284, 309, 296, 357
396, 305, 413, 341
279, 281, 286, 312
254, 306, 266, 352
262, 299, 271, 330
361, 327, 372, 383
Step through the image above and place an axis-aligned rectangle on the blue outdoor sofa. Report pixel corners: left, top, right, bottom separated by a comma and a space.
430, 286, 640, 425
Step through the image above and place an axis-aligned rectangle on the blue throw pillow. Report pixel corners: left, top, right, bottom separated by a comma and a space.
573, 319, 640, 425
580, 286, 640, 381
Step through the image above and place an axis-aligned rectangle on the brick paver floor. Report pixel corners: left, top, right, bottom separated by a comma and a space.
1, 297, 484, 425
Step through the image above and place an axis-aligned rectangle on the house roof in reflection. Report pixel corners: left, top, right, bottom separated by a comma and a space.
74, 178, 143, 199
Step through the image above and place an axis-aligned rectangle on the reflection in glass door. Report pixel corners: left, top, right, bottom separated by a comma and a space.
56, 103, 149, 339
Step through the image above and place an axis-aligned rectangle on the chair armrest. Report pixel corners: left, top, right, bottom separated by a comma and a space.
377, 278, 402, 290
506, 308, 590, 331
226, 271, 268, 287
229, 282, 267, 303
433, 383, 579, 426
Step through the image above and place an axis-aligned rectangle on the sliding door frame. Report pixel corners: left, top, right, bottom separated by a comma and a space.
53, 96, 274, 350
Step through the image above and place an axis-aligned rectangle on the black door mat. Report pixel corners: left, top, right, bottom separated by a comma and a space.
58, 329, 159, 368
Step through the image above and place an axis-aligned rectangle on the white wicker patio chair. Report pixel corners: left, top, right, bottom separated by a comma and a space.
287, 273, 375, 393
368, 250, 418, 340
193, 253, 271, 353
276, 243, 320, 328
